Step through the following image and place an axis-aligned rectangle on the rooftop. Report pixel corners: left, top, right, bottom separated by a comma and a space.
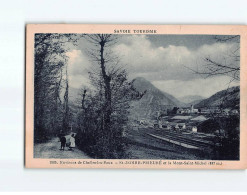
171, 116, 192, 120
191, 115, 207, 121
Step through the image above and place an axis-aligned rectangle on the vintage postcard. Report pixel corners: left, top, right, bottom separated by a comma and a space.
25, 24, 247, 169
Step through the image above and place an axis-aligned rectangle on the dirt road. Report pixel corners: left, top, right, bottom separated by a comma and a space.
34, 135, 90, 159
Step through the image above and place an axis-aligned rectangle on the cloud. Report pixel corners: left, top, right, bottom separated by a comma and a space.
67, 49, 80, 65
66, 49, 91, 76
66, 35, 239, 98
66, 49, 91, 89
113, 35, 238, 81
68, 74, 91, 89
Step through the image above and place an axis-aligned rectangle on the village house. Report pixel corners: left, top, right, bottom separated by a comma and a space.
161, 124, 171, 130
191, 115, 207, 122
177, 108, 184, 114
192, 126, 198, 133
183, 108, 191, 114
175, 105, 199, 114
200, 109, 211, 114
169, 122, 179, 130
171, 115, 192, 120
178, 123, 186, 130
190, 104, 199, 113
193, 109, 199, 113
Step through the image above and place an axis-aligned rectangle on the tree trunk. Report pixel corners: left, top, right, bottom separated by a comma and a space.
100, 41, 112, 136
63, 67, 69, 132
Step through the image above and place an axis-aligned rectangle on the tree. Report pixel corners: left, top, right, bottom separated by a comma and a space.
189, 35, 240, 160
172, 107, 179, 114
187, 35, 240, 81
75, 34, 145, 158
63, 65, 70, 132
86, 34, 117, 136
34, 34, 79, 142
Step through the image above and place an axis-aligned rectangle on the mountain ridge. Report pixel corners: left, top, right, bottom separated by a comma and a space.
178, 95, 205, 104
129, 77, 184, 119
194, 86, 240, 109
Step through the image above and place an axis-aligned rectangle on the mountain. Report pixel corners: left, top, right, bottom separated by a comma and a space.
129, 77, 184, 119
178, 95, 205, 104
178, 95, 205, 106
194, 86, 240, 109
68, 77, 186, 120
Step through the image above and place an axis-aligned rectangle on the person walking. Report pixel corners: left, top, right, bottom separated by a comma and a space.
69, 134, 75, 151
58, 130, 66, 151
60, 136, 66, 151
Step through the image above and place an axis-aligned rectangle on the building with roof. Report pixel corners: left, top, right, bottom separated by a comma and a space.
177, 108, 184, 114
178, 123, 186, 129
192, 126, 197, 132
161, 124, 171, 130
171, 115, 192, 120
191, 115, 207, 122
184, 109, 191, 114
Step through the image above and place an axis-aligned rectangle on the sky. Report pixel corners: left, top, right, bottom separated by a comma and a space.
66, 34, 240, 99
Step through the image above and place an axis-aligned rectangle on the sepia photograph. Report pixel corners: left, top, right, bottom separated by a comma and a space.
25, 24, 247, 168
3, 0, 247, 192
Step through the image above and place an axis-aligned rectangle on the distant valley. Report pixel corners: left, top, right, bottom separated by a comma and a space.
68, 77, 240, 120
178, 95, 206, 106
